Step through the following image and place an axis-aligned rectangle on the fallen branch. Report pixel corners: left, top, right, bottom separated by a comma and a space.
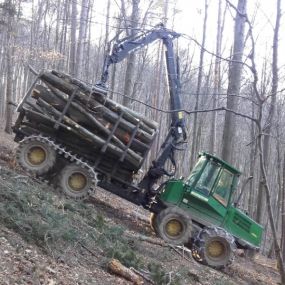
78, 240, 103, 257
130, 267, 155, 285
125, 232, 167, 247
169, 244, 198, 264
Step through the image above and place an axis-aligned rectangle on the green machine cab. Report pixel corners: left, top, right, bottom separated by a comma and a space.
152, 152, 263, 268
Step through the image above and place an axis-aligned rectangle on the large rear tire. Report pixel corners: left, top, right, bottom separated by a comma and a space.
57, 164, 96, 199
155, 207, 192, 245
16, 137, 56, 175
192, 227, 236, 269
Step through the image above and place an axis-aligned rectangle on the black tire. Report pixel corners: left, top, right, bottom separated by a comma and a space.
16, 137, 56, 175
192, 227, 236, 269
155, 207, 192, 245
57, 164, 96, 199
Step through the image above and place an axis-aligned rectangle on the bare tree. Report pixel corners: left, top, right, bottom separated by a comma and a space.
255, 0, 280, 224
190, 0, 208, 167
69, 0, 77, 76
209, 0, 225, 154
221, 0, 247, 163
76, 0, 89, 77
245, 0, 284, 280
1, 0, 16, 134
282, 152, 285, 261
122, 0, 140, 107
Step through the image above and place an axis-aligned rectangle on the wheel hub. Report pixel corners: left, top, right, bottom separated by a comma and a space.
206, 240, 225, 258
27, 146, 46, 165
68, 172, 87, 191
165, 219, 183, 237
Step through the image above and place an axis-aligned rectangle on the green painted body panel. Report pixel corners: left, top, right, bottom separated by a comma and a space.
159, 180, 184, 205
182, 186, 225, 226
158, 153, 264, 249
224, 207, 263, 246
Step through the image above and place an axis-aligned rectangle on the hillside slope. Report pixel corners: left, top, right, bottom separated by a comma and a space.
0, 130, 280, 285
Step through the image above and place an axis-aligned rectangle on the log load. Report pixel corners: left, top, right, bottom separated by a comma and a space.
20, 70, 158, 182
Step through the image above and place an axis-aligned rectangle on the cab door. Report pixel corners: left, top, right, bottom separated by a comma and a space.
209, 169, 234, 223
182, 160, 223, 226
182, 164, 234, 227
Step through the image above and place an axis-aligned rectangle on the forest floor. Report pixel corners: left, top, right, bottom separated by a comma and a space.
0, 128, 281, 285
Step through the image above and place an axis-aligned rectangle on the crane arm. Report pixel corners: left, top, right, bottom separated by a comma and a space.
98, 24, 187, 205
98, 24, 180, 86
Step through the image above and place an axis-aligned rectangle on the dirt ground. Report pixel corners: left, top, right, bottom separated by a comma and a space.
0, 127, 281, 285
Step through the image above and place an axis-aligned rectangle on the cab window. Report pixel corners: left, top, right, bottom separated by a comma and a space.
194, 161, 220, 195
186, 156, 206, 186
213, 169, 234, 206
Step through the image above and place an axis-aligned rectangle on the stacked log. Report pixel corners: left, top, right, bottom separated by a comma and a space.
21, 70, 158, 181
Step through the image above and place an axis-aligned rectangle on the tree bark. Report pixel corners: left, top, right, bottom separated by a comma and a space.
4, 0, 14, 134
257, 131, 285, 284
76, 0, 89, 77
122, 0, 140, 107
209, 0, 224, 154
69, 0, 77, 76
190, 0, 208, 167
256, 0, 280, 224
282, 152, 285, 261
108, 259, 143, 285
221, 0, 247, 164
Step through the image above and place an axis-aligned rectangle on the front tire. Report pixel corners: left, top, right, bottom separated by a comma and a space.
155, 207, 192, 245
192, 227, 236, 269
57, 164, 96, 199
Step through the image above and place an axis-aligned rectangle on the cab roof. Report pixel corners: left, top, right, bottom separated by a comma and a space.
199, 152, 241, 175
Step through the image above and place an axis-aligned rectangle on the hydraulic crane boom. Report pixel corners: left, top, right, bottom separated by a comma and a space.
98, 24, 187, 204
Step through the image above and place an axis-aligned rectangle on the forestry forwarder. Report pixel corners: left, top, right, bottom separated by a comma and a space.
13, 24, 263, 269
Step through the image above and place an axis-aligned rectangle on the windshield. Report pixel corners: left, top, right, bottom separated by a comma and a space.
195, 161, 221, 195
186, 156, 206, 186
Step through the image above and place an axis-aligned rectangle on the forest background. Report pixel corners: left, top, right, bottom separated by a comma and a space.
0, 0, 285, 277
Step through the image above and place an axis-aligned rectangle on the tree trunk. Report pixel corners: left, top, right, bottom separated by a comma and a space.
282, 152, 285, 261
256, 0, 280, 224
4, 0, 14, 134
190, 0, 208, 167
257, 132, 285, 284
76, 0, 89, 77
221, 0, 247, 163
122, 0, 140, 107
209, 0, 224, 154
248, 99, 257, 218
69, 0, 77, 76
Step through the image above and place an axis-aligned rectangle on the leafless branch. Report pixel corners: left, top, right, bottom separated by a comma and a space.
109, 88, 258, 121
182, 34, 253, 71
130, 267, 155, 285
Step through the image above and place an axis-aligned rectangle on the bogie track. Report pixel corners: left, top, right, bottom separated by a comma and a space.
16, 135, 98, 199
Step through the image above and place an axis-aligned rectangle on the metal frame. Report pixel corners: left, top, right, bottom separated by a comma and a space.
16, 71, 42, 112
54, 87, 79, 129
